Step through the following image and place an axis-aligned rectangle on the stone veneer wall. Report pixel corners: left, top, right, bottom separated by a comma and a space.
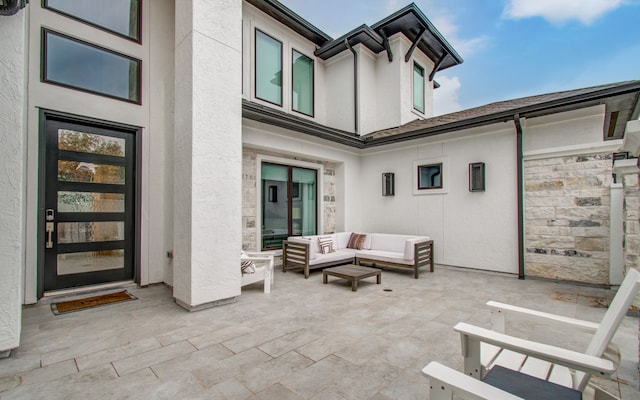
623, 174, 640, 273
525, 153, 613, 284
242, 148, 337, 251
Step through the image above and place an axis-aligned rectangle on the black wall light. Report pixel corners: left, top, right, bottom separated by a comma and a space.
0, 0, 27, 16
382, 173, 395, 196
469, 162, 485, 192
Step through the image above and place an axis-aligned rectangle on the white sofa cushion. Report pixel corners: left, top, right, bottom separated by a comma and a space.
355, 250, 413, 265
308, 249, 355, 266
369, 234, 415, 253
335, 232, 352, 249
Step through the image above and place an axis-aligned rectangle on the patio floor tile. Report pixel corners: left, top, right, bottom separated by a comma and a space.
0, 265, 637, 399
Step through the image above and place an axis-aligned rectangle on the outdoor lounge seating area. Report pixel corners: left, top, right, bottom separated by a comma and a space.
1, 266, 637, 399
282, 232, 434, 279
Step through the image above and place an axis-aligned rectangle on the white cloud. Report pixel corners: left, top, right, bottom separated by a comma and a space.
502, 0, 625, 25
423, 8, 489, 58
433, 75, 462, 116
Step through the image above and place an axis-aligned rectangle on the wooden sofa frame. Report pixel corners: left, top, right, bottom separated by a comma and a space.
282, 239, 434, 279
355, 239, 434, 279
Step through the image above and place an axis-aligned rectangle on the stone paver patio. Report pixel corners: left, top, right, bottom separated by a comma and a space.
0, 266, 638, 399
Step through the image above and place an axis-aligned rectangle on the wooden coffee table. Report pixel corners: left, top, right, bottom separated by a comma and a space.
322, 264, 381, 291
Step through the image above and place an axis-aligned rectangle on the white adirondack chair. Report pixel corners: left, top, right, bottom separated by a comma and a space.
241, 252, 274, 294
423, 268, 640, 400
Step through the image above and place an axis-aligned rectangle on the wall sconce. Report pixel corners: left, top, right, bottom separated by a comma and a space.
469, 162, 485, 192
268, 185, 277, 202
382, 173, 395, 196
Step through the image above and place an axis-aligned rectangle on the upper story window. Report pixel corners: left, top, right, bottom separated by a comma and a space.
255, 30, 282, 106
413, 62, 425, 114
43, 30, 141, 104
292, 49, 314, 117
44, 0, 141, 42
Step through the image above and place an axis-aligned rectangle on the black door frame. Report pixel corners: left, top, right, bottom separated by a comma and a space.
37, 109, 142, 298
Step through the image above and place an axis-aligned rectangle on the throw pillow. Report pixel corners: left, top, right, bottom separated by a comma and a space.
347, 233, 367, 249
241, 259, 256, 274
317, 235, 335, 254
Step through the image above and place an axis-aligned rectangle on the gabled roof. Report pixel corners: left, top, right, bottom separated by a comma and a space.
243, 81, 640, 149
370, 3, 463, 70
314, 3, 462, 71
362, 81, 640, 146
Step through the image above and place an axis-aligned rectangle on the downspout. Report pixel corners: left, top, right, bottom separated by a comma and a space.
514, 114, 525, 280
344, 39, 358, 134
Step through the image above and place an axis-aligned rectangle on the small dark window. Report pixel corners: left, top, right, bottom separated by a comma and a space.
44, 0, 141, 42
417, 163, 442, 190
469, 162, 485, 192
42, 30, 141, 104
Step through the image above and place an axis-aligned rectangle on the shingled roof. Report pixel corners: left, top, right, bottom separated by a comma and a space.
363, 80, 640, 145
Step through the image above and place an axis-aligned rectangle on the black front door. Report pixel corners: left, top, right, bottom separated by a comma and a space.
40, 112, 137, 292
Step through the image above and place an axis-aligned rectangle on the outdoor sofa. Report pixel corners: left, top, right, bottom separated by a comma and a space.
282, 232, 433, 279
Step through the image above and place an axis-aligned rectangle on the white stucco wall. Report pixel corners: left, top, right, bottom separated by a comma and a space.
523, 105, 609, 155
360, 124, 519, 273
23, 1, 175, 302
0, 9, 26, 352
324, 52, 356, 133
173, 0, 243, 308
242, 119, 363, 233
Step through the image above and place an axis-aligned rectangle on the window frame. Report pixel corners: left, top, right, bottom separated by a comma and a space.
41, 29, 142, 105
291, 48, 314, 117
254, 29, 283, 107
43, 0, 142, 44
413, 61, 425, 114
417, 163, 443, 190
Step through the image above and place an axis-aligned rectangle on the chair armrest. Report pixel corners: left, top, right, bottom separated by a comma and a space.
486, 301, 599, 333
454, 322, 615, 377
422, 362, 524, 400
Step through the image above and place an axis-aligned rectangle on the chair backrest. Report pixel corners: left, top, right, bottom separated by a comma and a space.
574, 268, 640, 390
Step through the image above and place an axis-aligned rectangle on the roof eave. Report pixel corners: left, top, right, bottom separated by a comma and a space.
242, 99, 365, 148
245, 0, 332, 46
365, 81, 640, 146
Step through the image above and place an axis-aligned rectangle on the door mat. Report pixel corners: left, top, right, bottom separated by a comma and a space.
51, 290, 137, 315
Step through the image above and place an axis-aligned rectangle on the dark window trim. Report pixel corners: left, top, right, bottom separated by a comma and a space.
291, 48, 314, 118
261, 161, 318, 251
42, 29, 142, 105
417, 162, 443, 190
413, 61, 425, 114
254, 28, 283, 107
43, 0, 142, 44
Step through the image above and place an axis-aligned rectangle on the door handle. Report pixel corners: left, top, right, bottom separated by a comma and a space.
45, 208, 54, 249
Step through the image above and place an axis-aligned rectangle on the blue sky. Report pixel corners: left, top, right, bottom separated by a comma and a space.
279, 0, 640, 115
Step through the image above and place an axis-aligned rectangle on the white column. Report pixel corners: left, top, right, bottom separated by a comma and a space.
173, 0, 243, 309
0, 10, 26, 353
609, 182, 624, 286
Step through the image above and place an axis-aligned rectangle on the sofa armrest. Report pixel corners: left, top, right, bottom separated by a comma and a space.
404, 237, 430, 260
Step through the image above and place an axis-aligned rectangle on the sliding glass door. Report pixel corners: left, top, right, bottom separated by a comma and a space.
261, 162, 317, 250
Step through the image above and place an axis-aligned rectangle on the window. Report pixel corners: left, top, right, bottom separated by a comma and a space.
292, 50, 314, 116
43, 30, 141, 103
413, 62, 425, 113
255, 30, 282, 106
44, 0, 141, 42
417, 163, 442, 190
261, 163, 317, 250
